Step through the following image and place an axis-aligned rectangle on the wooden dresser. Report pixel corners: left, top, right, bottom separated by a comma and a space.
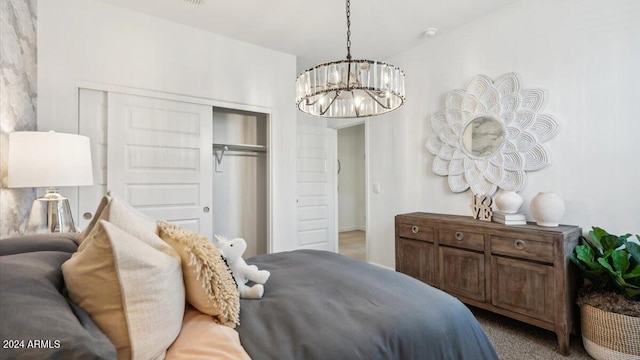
395, 212, 581, 355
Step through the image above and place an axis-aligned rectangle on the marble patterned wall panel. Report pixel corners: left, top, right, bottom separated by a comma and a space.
0, 0, 37, 238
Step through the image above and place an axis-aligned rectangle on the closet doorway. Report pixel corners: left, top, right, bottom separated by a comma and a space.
337, 123, 366, 261
212, 108, 268, 258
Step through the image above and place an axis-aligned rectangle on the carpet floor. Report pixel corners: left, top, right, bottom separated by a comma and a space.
471, 306, 592, 359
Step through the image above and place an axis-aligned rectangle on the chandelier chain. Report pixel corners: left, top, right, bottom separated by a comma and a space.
346, 0, 351, 60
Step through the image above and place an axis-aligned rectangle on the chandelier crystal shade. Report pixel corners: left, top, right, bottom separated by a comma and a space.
295, 0, 405, 118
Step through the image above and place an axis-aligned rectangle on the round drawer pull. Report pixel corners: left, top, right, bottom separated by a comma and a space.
455, 232, 464, 241
411, 226, 419, 234
83, 212, 93, 220
514, 239, 526, 250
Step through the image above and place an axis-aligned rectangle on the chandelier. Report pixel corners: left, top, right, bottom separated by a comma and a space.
295, 0, 406, 118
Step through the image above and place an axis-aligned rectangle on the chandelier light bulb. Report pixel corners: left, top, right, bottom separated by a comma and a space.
354, 95, 362, 108
328, 69, 341, 84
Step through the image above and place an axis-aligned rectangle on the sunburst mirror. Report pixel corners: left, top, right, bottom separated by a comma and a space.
426, 72, 559, 196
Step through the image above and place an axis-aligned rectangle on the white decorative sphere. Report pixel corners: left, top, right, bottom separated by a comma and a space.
530, 192, 565, 227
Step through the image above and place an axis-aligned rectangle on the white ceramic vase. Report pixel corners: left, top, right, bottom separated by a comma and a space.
530, 192, 565, 227
494, 190, 523, 214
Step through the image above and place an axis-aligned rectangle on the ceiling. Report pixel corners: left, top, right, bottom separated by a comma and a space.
99, 0, 520, 72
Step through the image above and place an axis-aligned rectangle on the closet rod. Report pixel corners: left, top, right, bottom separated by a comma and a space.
212, 143, 267, 153
213, 143, 267, 165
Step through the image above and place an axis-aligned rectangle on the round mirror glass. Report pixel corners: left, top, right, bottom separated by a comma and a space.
461, 116, 505, 158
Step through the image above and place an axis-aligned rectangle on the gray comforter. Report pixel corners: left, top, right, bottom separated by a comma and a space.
237, 250, 498, 360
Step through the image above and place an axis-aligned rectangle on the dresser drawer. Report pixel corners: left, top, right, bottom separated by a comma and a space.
398, 223, 434, 242
490, 236, 554, 264
439, 229, 484, 251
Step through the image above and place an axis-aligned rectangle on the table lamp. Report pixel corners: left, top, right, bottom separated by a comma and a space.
8, 131, 94, 233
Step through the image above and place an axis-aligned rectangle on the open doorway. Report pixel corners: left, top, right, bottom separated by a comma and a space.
337, 123, 366, 261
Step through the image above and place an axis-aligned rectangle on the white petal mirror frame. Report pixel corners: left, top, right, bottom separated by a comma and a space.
426, 73, 559, 196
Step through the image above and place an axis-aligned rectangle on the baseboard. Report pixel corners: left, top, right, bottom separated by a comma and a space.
339, 226, 366, 232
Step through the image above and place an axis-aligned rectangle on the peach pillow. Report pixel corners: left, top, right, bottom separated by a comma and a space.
157, 221, 240, 328
62, 220, 185, 360
166, 306, 250, 360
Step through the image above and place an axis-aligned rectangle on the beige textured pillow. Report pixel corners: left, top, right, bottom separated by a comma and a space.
77, 194, 157, 251
62, 220, 185, 360
166, 306, 251, 360
158, 221, 239, 328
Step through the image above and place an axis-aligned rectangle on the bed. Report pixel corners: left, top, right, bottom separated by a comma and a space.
0, 233, 498, 359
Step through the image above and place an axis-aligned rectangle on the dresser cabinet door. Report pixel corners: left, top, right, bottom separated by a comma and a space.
439, 247, 486, 301
397, 238, 436, 286
491, 256, 555, 323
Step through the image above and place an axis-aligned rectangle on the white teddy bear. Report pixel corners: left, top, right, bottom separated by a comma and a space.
214, 235, 270, 299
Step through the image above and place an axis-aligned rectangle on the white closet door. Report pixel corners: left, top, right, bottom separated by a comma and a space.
296, 119, 337, 252
78, 89, 108, 230
107, 93, 213, 239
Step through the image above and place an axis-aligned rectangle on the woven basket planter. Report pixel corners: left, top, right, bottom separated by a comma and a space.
581, 304, 640, 360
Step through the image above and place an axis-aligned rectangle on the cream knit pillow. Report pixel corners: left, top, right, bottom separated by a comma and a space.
158, 221, 240, 328
76, 193, 158, 251
62, 220, 185, 360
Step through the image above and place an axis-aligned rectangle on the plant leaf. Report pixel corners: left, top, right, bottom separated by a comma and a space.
586, 230, 604, 253
601, 234, 625, 252
622, 265, 640, 280
615, 278, 640, 299
627, 241, 640, 264
574, 245, 601, 270
620, 283, 640, 299
590, 227, 608, 243
571, 253, 609, 287
611, 249, 630, 275
598, 257, 615, 274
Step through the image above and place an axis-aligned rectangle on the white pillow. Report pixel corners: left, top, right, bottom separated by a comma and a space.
77, 193, 157, 251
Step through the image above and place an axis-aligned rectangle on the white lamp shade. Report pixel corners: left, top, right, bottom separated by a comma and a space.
8, 131, 94, 188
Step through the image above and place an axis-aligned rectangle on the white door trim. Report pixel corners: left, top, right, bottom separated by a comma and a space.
75, 80, 271, 115
330, 119, 369, 262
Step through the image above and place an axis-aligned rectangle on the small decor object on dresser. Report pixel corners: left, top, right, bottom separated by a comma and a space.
530, 192, 565, 227
471, 195, 493, 221
492, 211, 526, 225
494, 190, 523, 214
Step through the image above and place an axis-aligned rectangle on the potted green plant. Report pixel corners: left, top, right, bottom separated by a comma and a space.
570, 227, 640, 360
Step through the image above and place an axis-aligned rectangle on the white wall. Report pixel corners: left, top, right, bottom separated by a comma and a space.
37, 0, 298, 251
338, 124, 365, 232
367, 0, 640, 268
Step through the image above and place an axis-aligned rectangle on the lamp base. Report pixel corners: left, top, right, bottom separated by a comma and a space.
24, 188, 78, 234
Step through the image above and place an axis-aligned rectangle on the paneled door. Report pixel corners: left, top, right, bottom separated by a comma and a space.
78, 89, 108, 230
107, 93, 213, 239
296, 118, 337, 252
